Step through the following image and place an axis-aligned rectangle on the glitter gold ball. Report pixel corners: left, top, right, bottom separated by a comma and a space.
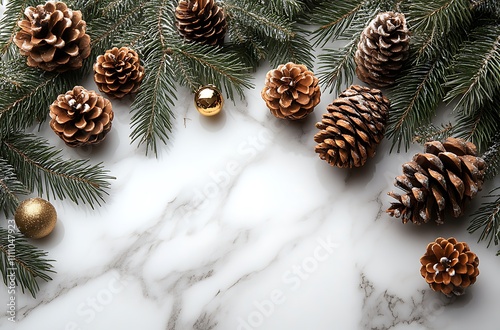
14, 198, 57, 239
194, 85, 224, 116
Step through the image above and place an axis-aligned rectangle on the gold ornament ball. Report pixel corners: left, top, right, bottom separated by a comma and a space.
194, 85, 224, 116
14, 198, 57, 239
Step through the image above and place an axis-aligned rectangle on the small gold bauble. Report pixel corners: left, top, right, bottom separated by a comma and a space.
194, 85, 224, 116
14, 198, 57, 239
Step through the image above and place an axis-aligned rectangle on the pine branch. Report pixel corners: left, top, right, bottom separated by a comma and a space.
128, 0, 177, 156
405, 0, 472, 34
0, 0, 31, 59
0, 227, 55, 298
265, 26, 315, 68
0, 59, 82, 133
444, 23, 500, 114
412, 122, 455, 145
170, 41, 254, 100
453, 94, 500, 152
481, 133, 500, 180
0, 132, 114, 208
317, 37, 359, 94
386, 55, 449, 152
0, 158, 26, 217
468, 188, 500, 254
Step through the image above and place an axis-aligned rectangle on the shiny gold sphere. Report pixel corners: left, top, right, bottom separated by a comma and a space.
194, 85, 224, 116
14, 198, 57, 239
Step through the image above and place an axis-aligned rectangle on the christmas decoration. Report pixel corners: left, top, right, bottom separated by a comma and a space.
14, 198, 57, 239
420, 237, 479, 297
194, 84, 224, 116
49, 86, 114, 147
261, 62, 321, 120
387, 137, 486, 225
13, 1, 91, 72
93, 46, 145, 98
354, 11, 410, 88
175, 0, 227, 46
314, 85, 389, 168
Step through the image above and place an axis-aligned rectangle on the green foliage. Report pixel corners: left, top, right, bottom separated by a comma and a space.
0, 158, 25, 217
0, 227, 55, 298
0, 132, 114, 208
468, 188, 500, 254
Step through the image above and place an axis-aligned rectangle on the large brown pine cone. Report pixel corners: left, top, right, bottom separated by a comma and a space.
175, 0, 227, 46
93, 47, 145, 99
261, 62, 321, 120
387, 137, 486, 225
420, 237, 479, 297
314, 85, 389, 168
355, 11, 410, 88
13, 1, 91, 72
49, 86, 114, 147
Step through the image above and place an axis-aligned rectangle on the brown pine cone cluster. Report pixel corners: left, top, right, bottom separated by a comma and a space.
175, 0, 227, 46
261, 62, 321, 120
13, 1, 91, 72
420, 237, 479, 297
314, 85, 390, 168
49, 86, 114, 147
387, 137, 486, 225
355, 11, 410, 88
93, 47, 145, 98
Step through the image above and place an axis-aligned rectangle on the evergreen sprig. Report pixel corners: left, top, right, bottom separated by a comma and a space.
0, 132, 114, 208
0, 158, 25, 217
0, 227, 55, 298
468, 188, 500, 255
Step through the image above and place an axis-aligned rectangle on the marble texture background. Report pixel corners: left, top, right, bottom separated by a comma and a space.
1, 3, 500, 330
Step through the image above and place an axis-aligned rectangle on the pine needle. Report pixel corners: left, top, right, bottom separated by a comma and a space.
0, 228, 55, 298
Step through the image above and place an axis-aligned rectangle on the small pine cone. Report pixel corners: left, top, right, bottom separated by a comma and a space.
314, 85, 389, 168
261, 62, 321, 120
420, 237, 479, 297
175, 0, 227, 46
355, 11, 410, 88
13, 1, 91, 72
49, 86, 114, 147
387, 137, 486, 225
93, 47, 145, 98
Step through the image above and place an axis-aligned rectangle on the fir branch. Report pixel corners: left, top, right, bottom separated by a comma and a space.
263, 0, 305, 17
0, 227, 55, 298
317, 37, 359, 94
0, 0, 31, 58
224, 0, 295, 41
265, 26, 315, 68
468, 188, 500, 253
0, 60, 81, 133
0, 158, 26, 217
129, 0, 176, 156
406, 0, 472, 34
386, 55, 449, 152
412, 122, 455, 145
0, 132, 114, 208
481, 133, 500, 180
444, 24, 500, 114
453, 95, 500, 152
170, 41, 254, 100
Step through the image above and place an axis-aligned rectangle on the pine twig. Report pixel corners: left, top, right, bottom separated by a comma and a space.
0, 158, 25, 217
468, 188, 500, 254
0, 132, 114, 208
0, 227, 55, 298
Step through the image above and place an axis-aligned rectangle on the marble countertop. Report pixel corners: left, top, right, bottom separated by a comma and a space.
2, 5, 500, 330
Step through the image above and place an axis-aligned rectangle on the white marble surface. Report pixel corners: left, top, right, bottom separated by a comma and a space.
2, 4, 500, 330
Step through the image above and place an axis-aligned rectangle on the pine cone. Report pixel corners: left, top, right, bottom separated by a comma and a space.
261, 62, 321, 120
387, 137, 486, 225
93, 47, 145, 99
355, 11, 410, 88
49, 86, 114, 147
314, 85, 389, 168
13, 1, 91, 72
420, 237, 479, 297
175, 0, 227, 46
